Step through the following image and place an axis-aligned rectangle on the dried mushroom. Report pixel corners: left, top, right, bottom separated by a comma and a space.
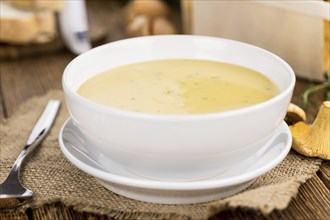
285, 103, 307, 125
126, 15, 176, 38
126, 15, 151, 37
124, 0, 177, 37
124, 0, 170, 22
289, 101, 330, 160
152, 17, 176, 35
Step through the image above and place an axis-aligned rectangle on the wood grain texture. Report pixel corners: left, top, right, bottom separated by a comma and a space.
0, 91, 5, 124
318, 162, 330, 190
0, 51, 74, 118
290, 79, 327, 124
2, 174, 329, 220
212, 175, 330, 220
0, 1, 329, 219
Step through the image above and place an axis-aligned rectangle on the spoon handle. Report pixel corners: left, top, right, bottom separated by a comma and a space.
13, 100, 61, 172
26, 100, 60, 145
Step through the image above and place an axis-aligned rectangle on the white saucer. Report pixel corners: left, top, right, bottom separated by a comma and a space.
59, 118, 292, 204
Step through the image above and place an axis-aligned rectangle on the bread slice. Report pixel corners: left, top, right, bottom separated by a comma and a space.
11, 0, 65, 11
0, 1, 56, 44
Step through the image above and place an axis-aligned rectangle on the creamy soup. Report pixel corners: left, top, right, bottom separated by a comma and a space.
77, 59, 279, 114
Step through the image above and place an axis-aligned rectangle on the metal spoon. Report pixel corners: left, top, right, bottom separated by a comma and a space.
0, 100, 60, 199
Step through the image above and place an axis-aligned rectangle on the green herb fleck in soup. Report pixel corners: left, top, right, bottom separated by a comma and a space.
77, 59, 279, 114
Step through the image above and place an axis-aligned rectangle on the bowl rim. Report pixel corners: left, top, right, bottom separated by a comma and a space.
62, 35, 295, 121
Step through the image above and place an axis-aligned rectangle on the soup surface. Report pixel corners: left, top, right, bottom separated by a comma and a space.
77, 59, 279, 114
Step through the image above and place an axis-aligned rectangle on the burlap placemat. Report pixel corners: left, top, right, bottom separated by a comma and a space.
0, 90, 322, 220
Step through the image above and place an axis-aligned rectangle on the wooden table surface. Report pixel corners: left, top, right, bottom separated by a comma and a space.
0, 1, 329, 219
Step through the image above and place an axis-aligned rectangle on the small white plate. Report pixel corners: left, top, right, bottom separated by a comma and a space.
59, 118, 291, 204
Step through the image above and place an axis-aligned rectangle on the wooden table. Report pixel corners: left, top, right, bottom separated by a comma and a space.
0, 1, 329, 219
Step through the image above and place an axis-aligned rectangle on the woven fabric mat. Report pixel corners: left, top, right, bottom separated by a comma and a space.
0, 90, 322, 220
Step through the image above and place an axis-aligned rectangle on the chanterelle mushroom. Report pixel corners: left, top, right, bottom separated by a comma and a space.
285, 103, 307, 125
289, 101, 330, 160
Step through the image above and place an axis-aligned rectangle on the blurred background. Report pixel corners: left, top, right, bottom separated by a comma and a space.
0, 0, 329, 119
1, 0, 329, 82
0, 2, 329, 219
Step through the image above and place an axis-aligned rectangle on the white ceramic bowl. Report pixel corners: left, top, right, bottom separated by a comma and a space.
62, 35, 295, 181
